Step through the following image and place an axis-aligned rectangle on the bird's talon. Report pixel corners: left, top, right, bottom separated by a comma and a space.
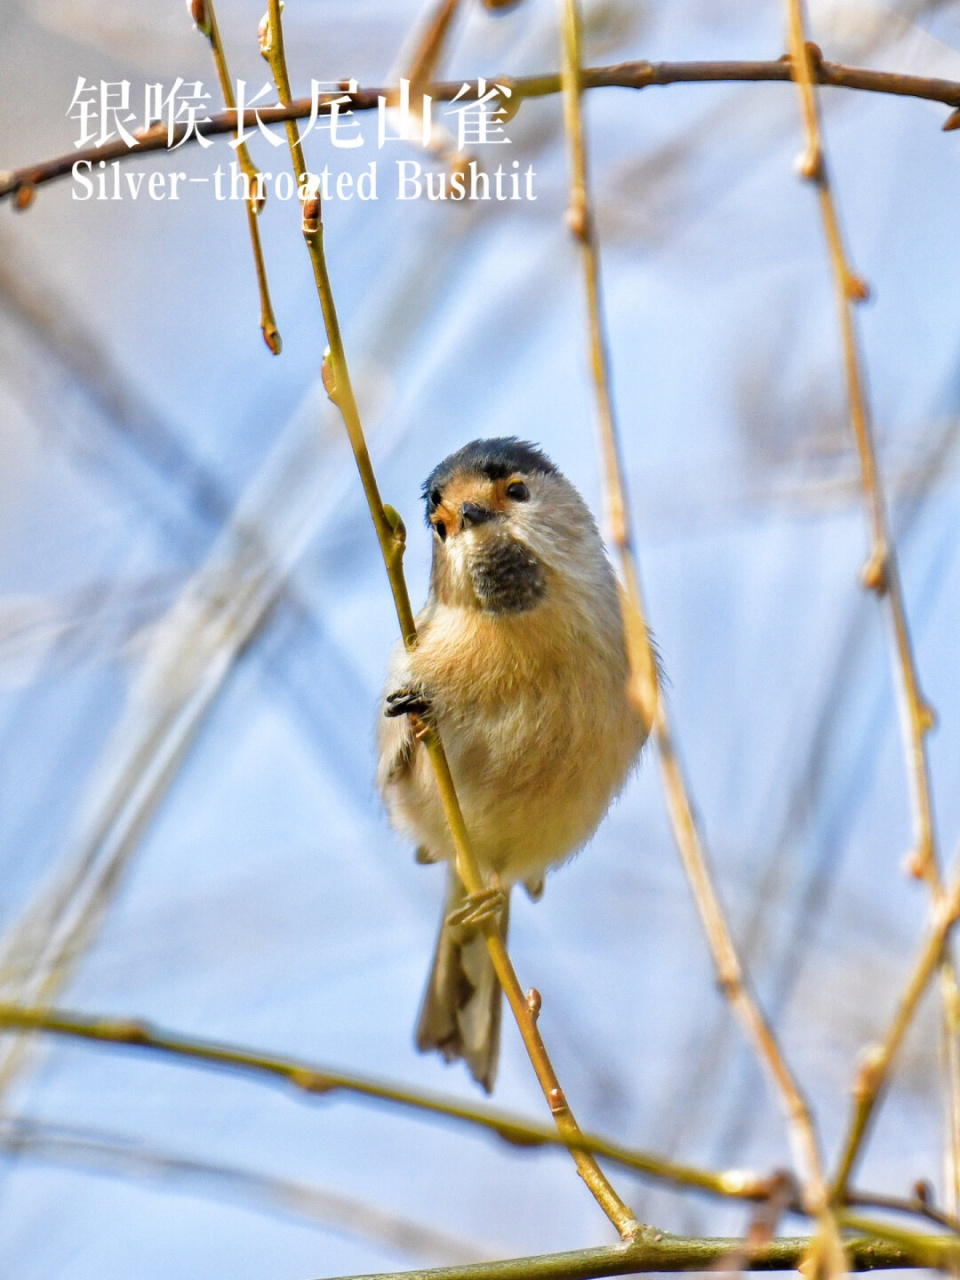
385, 688, 432, 720
446, 887, 507, 934
411, 715, 432, 742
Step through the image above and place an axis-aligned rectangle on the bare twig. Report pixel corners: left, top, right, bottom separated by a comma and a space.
833, 867, 960, 1194
402, 0, 463, 101
0, 1000, 763, 1199
556, 0, 658, 727
298, 1231, 945, 1280
555, 1, 839, 1262
0, 1117, 488, 1264
778, 1, 950, 1206
258, 0, 638, 1238
782, 26, 936, 888
0, 997, 948, 1237
190, 0, 281, 353
392, 0, 464, 168
846, 1188, 960, 1235
837, 1210, 960, 1270
5, 57, 960, 204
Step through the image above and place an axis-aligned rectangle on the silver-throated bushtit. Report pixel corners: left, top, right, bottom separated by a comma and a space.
377, 438, 647, 1091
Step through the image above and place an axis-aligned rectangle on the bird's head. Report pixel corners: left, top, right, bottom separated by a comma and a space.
421, 438, 608, 615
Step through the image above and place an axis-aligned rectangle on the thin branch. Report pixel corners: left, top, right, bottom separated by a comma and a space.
403, 0, 463, 85
845, 1188, 960, 1235
556, 0, 658, 727
0, 1117, 487, 1264
777, 7, 949, 1204
784, 34, 936, 888
4, 57, 960, 203
837, 1211, 960, 1269
555, 0, 838, 1255
832, 867, 960, 1194
394, 0, 464, 168
0, 1000, 764, 1200
190, 0, 281, 353
258, 0, 637, 1238
307, 1230, 945, 1280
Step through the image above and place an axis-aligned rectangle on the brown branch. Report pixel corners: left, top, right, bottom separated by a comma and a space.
4, 57, 960, 204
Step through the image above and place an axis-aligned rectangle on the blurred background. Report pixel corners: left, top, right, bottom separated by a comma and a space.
2, 0, 960, 1275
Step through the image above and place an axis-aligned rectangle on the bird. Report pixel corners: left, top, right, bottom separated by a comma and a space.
376, 437, 648, 1092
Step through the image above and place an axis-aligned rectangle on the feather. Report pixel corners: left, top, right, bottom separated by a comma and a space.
415, 870, 509, 1094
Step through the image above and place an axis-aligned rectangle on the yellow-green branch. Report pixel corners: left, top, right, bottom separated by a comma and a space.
191, 0, 281, 353
0, 1000, 765, 1199
259, 0, 638, 1238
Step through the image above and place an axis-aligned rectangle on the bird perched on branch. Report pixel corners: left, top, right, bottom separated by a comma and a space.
377, 438, 648, 1092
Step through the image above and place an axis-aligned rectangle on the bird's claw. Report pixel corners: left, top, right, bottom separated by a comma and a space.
384, 688, 432, 720
446, 886, 507, 937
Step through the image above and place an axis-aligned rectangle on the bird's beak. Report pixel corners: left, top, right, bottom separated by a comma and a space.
460, 502, 495, 530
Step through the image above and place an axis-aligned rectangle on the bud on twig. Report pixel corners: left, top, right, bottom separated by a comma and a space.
548, 1086, 568, 1115
321, 349, 337, 399
566, 200, 588, 242
793, 146, 822, 182
258, 12, 271, 57
860, 549, 888, 595
383, 505, 406, 546
189, 0, 213, 38
302, 195, 321, 235
914, 1179, 934, 1208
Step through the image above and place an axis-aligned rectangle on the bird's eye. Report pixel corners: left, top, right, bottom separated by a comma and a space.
506, 481, 529, 502
429, 488, 442, 508
434, 520, 447, 542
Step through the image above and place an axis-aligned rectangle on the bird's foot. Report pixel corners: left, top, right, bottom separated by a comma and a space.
384, 687, 432, 721
446, 885, 507, 937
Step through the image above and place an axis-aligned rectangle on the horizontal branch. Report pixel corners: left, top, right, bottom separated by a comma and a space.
0, 1001, 757, 1199
0, 1002, 949, 1239
3, 55, 960, 203
316, 1228, 949, 1280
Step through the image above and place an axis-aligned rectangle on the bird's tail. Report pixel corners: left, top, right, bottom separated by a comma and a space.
416, 869, 509, 1093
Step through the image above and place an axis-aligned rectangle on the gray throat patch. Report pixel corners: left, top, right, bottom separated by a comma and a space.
470, 538, 546, 614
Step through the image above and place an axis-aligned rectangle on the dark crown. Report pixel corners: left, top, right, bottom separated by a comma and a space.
422, 438, 557, 518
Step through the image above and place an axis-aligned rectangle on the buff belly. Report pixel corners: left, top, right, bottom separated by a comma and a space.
387, 686, 642, 885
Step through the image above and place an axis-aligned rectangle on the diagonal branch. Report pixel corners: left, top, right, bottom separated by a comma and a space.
190, 0, 281, 353
832, 861, 960, 1194
555, 3, 840, 1266
257, 0, 638, 1238
779, 1, 952, 1208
